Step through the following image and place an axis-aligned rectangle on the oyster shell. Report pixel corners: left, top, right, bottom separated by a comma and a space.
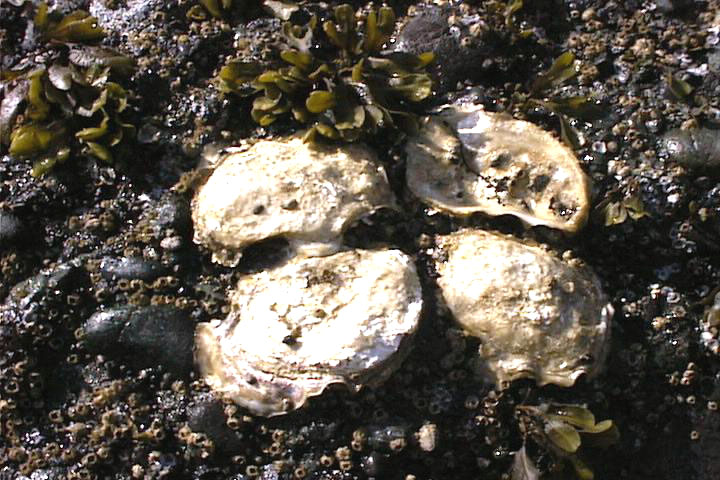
195, 248, 422, 416
405, 104, 591, 233
192, 137, 395, 266
434, 229, 612, 387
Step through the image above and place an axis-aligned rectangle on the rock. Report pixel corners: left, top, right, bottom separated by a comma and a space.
153, 194, 191, 232
7, 259, 85, 309
28, 467, 68, 480
655, 0, 691, 14
100, 256, 168, 281
662, 128, 720, 170
0, 211, 22, 246
394, 4, 488, 93
405, 103, 591, 233
195, 248, 422, 416
367, 424, 410, 452
434, 229, 612, 387
84, 305, 194, 375
191, 137, 395, 266
187, 393, 243, 454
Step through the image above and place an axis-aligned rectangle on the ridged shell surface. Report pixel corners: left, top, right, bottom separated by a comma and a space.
195, 248, 422, 416
434, 229, 612, 387
192, 137, 395, 265
406, 104, 590, 233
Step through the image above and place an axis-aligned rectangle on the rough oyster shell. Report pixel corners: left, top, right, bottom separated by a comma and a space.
195, 248, 422, 416
405, 104, 591, 233
192, 137, 395, 266
434, 229, 612, 387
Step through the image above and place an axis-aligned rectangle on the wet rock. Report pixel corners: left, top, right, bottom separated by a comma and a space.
27, 467, 68, 480
83, 305, 194, 375
655, 0, 691, 14
100, 256, 168, 281
195, 248, 422, 416
153, 194, 191, 232
368, 424, 410, 453
395, 4, 488, 93
434, 229, 612, 387
663, 128, 720, 170
7, 259, 85, 309
0, 211, 23, 246
406, 103, 591, 233
192, 137, 395, 266
361, 452, 385, 477
187, 392, 243, 454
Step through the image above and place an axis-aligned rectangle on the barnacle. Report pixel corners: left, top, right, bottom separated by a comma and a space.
187, 0, 234, 20
218, 4, 435, 142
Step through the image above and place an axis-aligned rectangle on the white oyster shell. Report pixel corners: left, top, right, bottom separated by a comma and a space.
195, 248, 422, 417
405, 104, 591, 233
435, 229, 612, 387
192, 137, 395, 265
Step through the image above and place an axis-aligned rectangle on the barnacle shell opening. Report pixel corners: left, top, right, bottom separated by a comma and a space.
405, 104, 591, 233
195, 248, 423, 417
434, 229, 612, 387
191, 137, 395, 266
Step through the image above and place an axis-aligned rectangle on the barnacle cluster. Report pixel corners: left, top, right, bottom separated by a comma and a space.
187, 0, 237, 20
218, 4, 434, 142
0, 3, 135, 177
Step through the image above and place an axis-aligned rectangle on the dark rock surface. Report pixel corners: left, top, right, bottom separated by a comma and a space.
84, 305, 194, 375
100, 256, 168, 281
2, 0, 720, 479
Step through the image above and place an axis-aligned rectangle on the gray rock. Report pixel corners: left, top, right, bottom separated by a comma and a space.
84, 305, 194, 375
655, 0, 691, 13
154, 194, 191, 232
0, 211, 23, 246
8, 260, 85, 309
100, 256, 168, 281
394, 4, 487, 93
663, 128, 720, 170
187, 393, 243, 454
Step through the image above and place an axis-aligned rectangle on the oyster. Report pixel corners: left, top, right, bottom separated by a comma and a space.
434, 229, 612, 387
192, 137, 395, 266
405, 104, 591, 233
195, 248, 422, 416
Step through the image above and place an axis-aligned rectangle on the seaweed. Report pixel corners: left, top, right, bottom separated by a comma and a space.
0, 3, 136, 177
34, 2, 105, 44
513, 51, 605, 149
187, 0, 236, 20
217, 4, 434, 143
515, 403, 619, 480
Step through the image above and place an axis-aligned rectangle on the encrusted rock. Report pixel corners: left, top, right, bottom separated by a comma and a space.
192, 137, 394, 266
662, 128, 720, 170
100, 256, 167, 281
394, 4, 488, 93
0, 211, 23, 246
434, 229, 612, 387
405, 103, 591, 233
84, 305, 194, 375
195, 248, 422, 416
